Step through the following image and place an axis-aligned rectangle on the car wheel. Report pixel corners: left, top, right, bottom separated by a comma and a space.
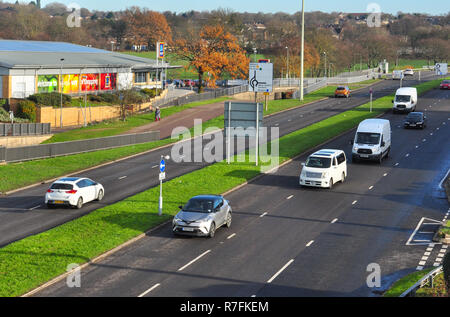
208, 223, 216, 238
329, 178, 334, 189
97, 189, 104, 201
225, 213, 232, 228
341, 172, 346, 183
75, 197, 83, 209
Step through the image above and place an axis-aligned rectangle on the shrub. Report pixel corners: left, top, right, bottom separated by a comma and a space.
141, 88, 156, 98
28, 92, 71, 107
88, 94, 102, 102
443, 252, 450, 292
98, 93, 121, 104
18, 100, 37, 122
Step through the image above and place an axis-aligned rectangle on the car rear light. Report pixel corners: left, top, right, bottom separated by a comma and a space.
47, 189, 53, 193
66, 190, 78, 194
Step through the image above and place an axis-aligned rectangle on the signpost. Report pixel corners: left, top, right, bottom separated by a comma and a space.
9, 111, 14, 124
249, 62, 273, 112
158, 155, 168, 216
369, 88, 373, 113
435, 63, 448, 76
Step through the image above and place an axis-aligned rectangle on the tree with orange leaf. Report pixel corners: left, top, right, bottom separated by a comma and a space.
173, 25, 249, 93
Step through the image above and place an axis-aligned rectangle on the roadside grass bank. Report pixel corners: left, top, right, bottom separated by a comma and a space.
43, 96, 231, 144
0, 85, 350, 193
0, 78, 443, 297
383, 268, 434, 297
415, 272, 448, 297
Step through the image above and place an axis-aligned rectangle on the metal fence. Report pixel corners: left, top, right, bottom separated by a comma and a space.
1, 131, 160, 163
152, 85, 249, 109
400, 266, 443, 297
0, 123, 51, 137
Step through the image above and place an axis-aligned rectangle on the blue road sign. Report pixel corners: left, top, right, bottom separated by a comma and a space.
160, 160, 166, 173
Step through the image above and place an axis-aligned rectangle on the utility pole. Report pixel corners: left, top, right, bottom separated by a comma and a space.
300, 0, 305, 101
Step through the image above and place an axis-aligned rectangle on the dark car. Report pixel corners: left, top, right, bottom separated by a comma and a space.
404, 112, 426, 129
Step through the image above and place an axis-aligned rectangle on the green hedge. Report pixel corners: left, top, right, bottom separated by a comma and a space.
28, 92, 72, 107
443, 253, 450, 292
17, 100, 36, 122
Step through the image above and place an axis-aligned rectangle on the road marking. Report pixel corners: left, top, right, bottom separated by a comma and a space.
260, 212, 268, 218
383, 173, 388, 177
416, 266, 423, 271
178, 250, 211, 272
29, 205, 41, 210
405, 153, 410, 157
331, 218, 338, 224
423, 139, 426, 142
152, 165, 159, 169
306, 240, 314, 247
395, 163, 399, 166
251, 295, 256, 298
415, 146, 419, 149
138, 283, 160, 297
118, 176, 127, 180
352, 200, 358, 205
267, 259, 294, 284
287, 195, 294, 200
419, 261, 426, 266
369, 186, 374, 190
430, 133, 433, 136
227, 233, 236, 240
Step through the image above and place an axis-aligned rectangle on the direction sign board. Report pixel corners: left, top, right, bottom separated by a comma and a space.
159, 172, 166, 181
157, 42, 165, 59
160, 159, 166, 173
224, 102, 263, 137
249, 63, 273, 93
435, 63, 448, 76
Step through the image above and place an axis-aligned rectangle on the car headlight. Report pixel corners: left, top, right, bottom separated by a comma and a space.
321, 172, 329, 179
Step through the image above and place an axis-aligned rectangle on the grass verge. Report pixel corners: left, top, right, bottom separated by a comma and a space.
383, 268, 434, 297
0, 78, 444, 297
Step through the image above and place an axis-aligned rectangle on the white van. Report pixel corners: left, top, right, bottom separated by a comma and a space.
299, 149, 347, 189
392, 70, 404, 80
352, 119, 391, 164
393, 87, 418, 113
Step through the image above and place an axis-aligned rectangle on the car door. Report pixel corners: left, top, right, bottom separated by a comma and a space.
214, 198, 226, 226
331, 157, 339, 181
84, 179, 97, 202
76, 180, 88, 202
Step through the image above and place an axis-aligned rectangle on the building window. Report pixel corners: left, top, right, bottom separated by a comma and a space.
135, 72, 147, 83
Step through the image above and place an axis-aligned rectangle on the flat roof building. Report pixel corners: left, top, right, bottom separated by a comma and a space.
0, 40, 179, 99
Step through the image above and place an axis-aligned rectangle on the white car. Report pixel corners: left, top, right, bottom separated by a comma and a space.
403, 68, 414, 76
299, 149, 347, 189
45, 177, 104, 209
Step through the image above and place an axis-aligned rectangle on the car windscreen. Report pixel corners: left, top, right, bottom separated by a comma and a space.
183, 199, 214, 213
305, 156, 331, 168
443, 81, 450, 84
406, 114, 423, 122
336, 87, 346, 91
395, 95, 411, 102
356, 132, 381, 145
50, 183, 73, 190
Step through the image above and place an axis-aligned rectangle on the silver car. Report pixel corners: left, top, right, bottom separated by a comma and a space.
173, 195, 232, 238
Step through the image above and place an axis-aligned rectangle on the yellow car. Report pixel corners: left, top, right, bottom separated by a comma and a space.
335, 86, 351, 98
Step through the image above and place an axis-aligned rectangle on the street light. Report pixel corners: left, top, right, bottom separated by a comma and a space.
299, 0, 305, 101
285, 46, 289, 79
323, 52, 327, 78
60, 58, 65, 128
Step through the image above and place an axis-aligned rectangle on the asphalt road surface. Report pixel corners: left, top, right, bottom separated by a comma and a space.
35, 78, 450, 297
0, 72, 439, 248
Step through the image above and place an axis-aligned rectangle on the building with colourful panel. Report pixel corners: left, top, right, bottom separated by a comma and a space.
0, 40, 179, 101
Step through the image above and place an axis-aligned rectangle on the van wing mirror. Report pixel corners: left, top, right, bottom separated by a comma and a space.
301, 162, 305, 167
381, 141, 385, 147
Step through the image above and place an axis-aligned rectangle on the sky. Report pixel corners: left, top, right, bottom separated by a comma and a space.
8, 0, 450, 15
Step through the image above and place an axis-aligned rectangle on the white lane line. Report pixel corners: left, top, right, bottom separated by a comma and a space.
415, 145, 419, 149
287, 195, 294, 200
29, 205, 41, 210
260, 212, 268, 218
267, 259, 294, 284
369, 186, 374, 190
383, 173, 388, 177
227, 233, 236, 240
352, 200, 358, 205
405, 153, 410, 157
138, 283, 160, 297
423, 139, 426, 142
251, 295, 256, 298
430, 133, 433, 136
306, 240, 314, 247
118, 176, 127, 180
178, 250, 211, 272
152, 165, 159, 169
331, 218, 338, 224
395, 163, 399, 166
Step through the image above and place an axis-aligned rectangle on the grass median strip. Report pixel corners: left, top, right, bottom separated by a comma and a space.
0, 78, 444, 297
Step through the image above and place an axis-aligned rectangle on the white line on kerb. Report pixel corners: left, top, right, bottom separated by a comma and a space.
178, 250, 211, 272
267, 259, 294, 284
138, 283, 160, 297
306, 240, 314, 247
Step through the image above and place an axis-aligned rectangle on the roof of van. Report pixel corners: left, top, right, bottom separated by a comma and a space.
311, 149, 343, 157
357, 119, 390, 133
396, 87, 417, 94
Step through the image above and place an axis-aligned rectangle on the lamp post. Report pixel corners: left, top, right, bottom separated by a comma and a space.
285, 46, 289, 79
299, 0, 305, 101
60, 58, 65, 128
323, 52, 327, 78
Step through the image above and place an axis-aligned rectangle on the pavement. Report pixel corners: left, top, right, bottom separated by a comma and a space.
34, 79, 450, 297
0, 73, 439, 249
